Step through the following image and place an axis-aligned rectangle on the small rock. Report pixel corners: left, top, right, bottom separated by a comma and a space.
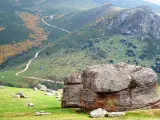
108, 112, 126, 117
13, 95, 21, 98
0, 86, 4, 89
45, 92, 53, 96
90, 108, 108, 118
36, 84, 47, 91
56, 98, 61, 101
36, 111, 51, 116
16, 93, 25, 98
33, 87, 38, 91
47, 90, 57, 95
55, 95, 60, 98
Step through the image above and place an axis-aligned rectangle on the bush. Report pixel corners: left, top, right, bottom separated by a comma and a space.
109, 60, 114, 63
126, 50, 136, 57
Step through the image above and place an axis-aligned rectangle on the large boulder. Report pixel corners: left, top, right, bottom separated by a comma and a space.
62, 84, 83, 108
82, 63, 157, 93
62, 63, 160, 111
64, 73, 82, 85
62, 73, 83, 108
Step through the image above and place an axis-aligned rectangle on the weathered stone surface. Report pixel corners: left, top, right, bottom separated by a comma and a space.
90, 108, 107, 118
62, 84, 83, 108
82, 64, 132, 93
64, 73, 82, 85
62, 63, 160, 112
82, 63, 157, 93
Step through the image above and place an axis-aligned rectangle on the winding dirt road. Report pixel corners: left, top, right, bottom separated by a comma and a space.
15, 46, 63, 84
42, 17, 71, 33
15, 47, 46, 77
15, 16, 71, 84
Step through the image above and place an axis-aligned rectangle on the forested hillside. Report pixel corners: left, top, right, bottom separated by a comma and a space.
0, 0, 98, 64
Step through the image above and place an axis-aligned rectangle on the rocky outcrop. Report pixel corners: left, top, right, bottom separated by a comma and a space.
105, 6, 160, 39
62, 73, 83, 108
62, 63, 160, 112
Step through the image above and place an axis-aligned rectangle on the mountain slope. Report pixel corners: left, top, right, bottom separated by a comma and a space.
92, 0, 160, 11
0, 0, 98, 64
18, 5, 160, 80
42, 3, 122, 32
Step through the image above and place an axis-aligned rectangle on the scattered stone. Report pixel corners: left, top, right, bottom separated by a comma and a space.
57, 99, 61, 101
45, 92, 53, 96
46, 89, 52, 92
0, 86, 4, 89
36, 84, 47, 91
33, 87, 38, 91
90, 108, 108, 118
108, 112, 126, 117
36, 111, 51, 116
46, 89, 57, 95
50, 90, 57, 95
16, 92, 25, 98
13, 95, 20, 98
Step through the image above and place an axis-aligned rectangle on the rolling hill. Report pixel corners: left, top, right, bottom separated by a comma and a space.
14, 5, 160, 82
0, 2, 160, 87
0, 0, 98, 64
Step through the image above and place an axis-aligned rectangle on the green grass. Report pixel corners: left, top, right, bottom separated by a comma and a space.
0, 70, 40, 88
20, 34, 160, 81
0, 87, 160, 120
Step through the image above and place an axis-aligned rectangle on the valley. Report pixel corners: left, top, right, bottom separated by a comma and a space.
1, 1, 160, 87
0, 1, 160, 119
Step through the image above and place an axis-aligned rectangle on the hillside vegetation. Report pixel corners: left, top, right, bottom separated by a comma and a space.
0, 12, 48, 64
0, 0, 98, 64
18, 5, 160, 82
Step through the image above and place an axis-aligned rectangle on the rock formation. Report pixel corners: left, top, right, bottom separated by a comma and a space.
62, 63, 160, 112
107, 6, 160, 39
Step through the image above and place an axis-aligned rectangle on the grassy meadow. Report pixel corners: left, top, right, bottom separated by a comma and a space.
0, 87, 160, 120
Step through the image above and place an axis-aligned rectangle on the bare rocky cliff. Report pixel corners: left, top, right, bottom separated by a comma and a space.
98, 6, 160, 40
